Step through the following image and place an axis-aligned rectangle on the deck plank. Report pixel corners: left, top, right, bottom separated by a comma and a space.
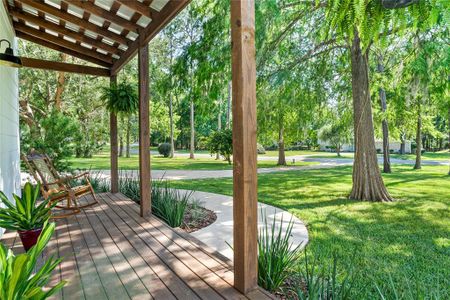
1, 193, 274, 300
102, 194, 224, 300
107, 193, 243, 299
92, 193, 175, 299
74, 208, 131, 299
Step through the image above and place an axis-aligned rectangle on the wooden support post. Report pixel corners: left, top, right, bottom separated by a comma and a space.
138, 39, 151, 217
110, 75, 119, 193
231, 0, 258, 294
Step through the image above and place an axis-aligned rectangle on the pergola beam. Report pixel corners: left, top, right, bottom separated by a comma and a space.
65, 0, 143, 33
16, 31, 112, 68
231, 0, 258, 294
10, 8, 122, 55
14, 22, 114, 64
20, 57, 111, 76
111, 0, 190, 75
18, 0, 130, 46
115, 0, 156, 19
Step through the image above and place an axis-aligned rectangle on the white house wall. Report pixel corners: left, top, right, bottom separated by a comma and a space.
0, 5, 21, 237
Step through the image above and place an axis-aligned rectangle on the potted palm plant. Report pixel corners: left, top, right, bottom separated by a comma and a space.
0, 222, 66, 298
0, 182, 56, 251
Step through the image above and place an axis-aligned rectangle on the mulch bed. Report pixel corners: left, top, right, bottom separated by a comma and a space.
181, 205, 217, 233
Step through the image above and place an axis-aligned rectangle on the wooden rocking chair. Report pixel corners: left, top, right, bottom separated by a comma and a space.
22, 151, 98, 218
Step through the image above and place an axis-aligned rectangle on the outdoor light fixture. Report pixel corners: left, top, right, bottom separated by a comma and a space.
0, 39, 22, 68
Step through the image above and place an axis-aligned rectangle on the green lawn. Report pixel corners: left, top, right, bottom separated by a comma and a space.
390, 150, 450, 161
171, 165, 450, 298
66, 152, 316, 170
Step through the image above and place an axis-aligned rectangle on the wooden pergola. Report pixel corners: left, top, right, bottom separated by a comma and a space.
3, 0, 259, 295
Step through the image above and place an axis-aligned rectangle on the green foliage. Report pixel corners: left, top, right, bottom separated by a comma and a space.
295, 249, 359, 299
21, 110, 80, 169
258, 211, 302, 293
151, 180, 192, 228
207, 129, 233, 164
0, 183, 56, 231
100, 81, 138, 115
0, 222, 66, 299
158, 143, 172, 158
118, 171, 141, 202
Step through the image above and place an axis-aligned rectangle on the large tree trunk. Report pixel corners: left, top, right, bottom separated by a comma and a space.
336, 143, 341, 157
349, 29, 392, 202
277, 122, 286, 166
126, 117, 131, 158
377, 55, 391, 173
54, 53, 67, 110
189, 100, 195, 159
414, 106, 422, 169
226, 80, 232, 129
169, 92, 175, 158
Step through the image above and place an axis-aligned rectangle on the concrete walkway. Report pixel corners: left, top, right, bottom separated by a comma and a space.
180, 190, 308, 260
93, 155, 448, 181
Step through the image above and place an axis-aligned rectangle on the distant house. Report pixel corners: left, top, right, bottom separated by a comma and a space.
318, 139, 412, 154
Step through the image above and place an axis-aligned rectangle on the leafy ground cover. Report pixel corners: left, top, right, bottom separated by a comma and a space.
171, 165, 450, 298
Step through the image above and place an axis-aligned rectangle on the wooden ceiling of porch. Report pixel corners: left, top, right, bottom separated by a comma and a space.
3, 0, 189, 75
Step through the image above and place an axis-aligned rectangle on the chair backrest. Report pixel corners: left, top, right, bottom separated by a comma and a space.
22, 151, 62, 192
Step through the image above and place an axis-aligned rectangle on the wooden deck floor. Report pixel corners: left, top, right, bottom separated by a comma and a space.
1, 193, 272, 300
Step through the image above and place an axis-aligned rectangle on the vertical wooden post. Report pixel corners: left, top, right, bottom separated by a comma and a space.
138, 39, 151, 217
110, 75, 119, 193
231, 0, 258, 294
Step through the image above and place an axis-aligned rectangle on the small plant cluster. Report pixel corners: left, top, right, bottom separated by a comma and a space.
152, 180, 192, 227
116, 173, 205, 229
0, 183, 56, 231
0, 222, 66, 299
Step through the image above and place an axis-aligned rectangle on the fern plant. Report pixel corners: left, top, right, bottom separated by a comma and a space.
100, 80, 138, 115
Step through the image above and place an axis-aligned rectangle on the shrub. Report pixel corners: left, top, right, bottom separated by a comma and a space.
152, 180, 192, 227
158, 143, 172, 157
0, 222, 66, 299
257, 143, 266, 154
207, 129, 233, 164
258, 211, 303, 293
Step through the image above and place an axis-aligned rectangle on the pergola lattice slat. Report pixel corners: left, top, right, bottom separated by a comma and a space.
10, 8, 122, 56
14, 22, 114, 64
16, 31, 112, 67
65, 0, 143, 33
18, 0, 130, 46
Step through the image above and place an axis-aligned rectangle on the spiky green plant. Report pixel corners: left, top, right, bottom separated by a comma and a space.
152, 180, 191, 228
0, 183, 56, 231
296, 249, 359, 300
0, 222, 66, 299
258, 211, 303, 292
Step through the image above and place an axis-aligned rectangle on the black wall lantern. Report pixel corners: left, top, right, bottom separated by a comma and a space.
0, 39, 22, 68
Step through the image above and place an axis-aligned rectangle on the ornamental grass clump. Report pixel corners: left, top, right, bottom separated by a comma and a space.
258, 211, 303, 293
151, 179, 192, 228
295, 250, 359, 299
